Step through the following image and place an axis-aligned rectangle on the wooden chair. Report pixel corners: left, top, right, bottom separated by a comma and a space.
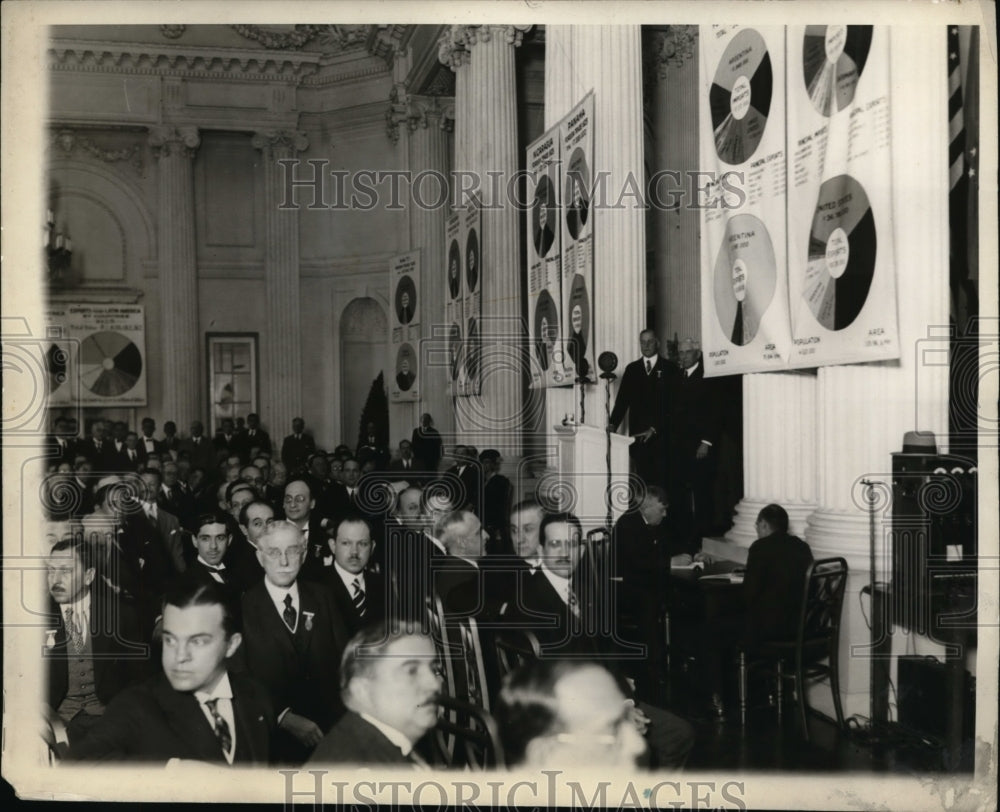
738, 557, 849, 740
432, 694, 505, 770
493, 628, 541, 683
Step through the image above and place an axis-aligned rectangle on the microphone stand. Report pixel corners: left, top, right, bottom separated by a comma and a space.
600, 369, 618, 532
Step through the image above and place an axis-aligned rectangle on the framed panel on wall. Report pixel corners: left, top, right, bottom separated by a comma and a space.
206, 333, 258, 432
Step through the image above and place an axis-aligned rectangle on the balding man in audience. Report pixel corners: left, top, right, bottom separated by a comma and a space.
307, 622, 442, 766
237, 521, 350, 764
495, 660, 647, 769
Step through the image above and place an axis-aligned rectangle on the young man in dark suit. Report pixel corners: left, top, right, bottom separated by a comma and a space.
410, 412, 442, 473
234, 412, 272, 463
67, 580, 274, 764
237, 521, 351, 764
44, 539, 149, 746
609, 329, 676, 488
308, 622, 442, 766
281, 417, 316, 473
324, 515, 385, 636
180, 420, 216, 472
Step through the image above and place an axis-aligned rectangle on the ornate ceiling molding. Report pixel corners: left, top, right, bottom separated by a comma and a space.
49, 41, 322, 83
50, 128, 146, 176
230, 24, 370, 53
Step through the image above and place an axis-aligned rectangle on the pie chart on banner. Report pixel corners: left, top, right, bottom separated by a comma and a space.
709, 28, 773, 165
803, 174, 877, 331
713, 214, 777, 346
79, 331, 142, 397
802, 25, 873, 116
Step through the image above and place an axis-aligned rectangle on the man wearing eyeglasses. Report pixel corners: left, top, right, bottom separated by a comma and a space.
496, 659, 647, 768
236, 521, 351, 764
282, 476, 331, 582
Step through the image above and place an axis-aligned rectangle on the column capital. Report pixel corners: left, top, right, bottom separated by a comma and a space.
643, 25, 699, 83
438, 25, 532, 70
251, 129, 309, 157
407, 95, 455, 134
148, 125, 200, 159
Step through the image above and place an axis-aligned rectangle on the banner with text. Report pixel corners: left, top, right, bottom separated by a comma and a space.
699, 25, 793, 376
389, 249, 421, 402
786, 25, 898, 366
560, 92, 596, 383
46, 303, 147, 406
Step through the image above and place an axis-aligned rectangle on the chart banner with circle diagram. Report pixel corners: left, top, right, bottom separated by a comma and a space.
445, 211, 464, 397
559, 92, 596, 384
46, 303, 147, 406
389, 249, 420, 403
527, 124, 570, 389
786, 25, 898, 367
699, 25, 793, 377
459, 202, 483, 397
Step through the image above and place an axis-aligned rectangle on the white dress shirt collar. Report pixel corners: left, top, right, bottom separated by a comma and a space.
539, 564, 573, 606
359, 712, 415, 755
334, 561, 364, 592
194, 671, 236, 764
263, 578, 300, 627
61, 590, 92, 630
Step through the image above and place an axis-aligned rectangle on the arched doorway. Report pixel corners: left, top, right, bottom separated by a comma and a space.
339, 297, 387, 447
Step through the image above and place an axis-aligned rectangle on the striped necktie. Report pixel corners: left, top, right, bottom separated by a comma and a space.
65, 607, 85, 653
203, 698, 232, 757
352, 577, 366, 618
282, 594, 297, 630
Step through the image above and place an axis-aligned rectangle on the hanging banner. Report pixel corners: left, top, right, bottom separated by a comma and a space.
786, 25, 898, 366
699, 25, 793, 376
460, 202, 483, 397
445, 211, 464, 397
527, 127, 569, 388
389, 249, 420, 403
559, 92, 595, 383
45, 303, 147, 406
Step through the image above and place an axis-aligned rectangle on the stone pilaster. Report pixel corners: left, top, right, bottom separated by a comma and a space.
251, 129, 309, 438
149, 124, 200, 426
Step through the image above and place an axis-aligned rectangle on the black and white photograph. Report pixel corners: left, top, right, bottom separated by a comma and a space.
1, 2, 996, 809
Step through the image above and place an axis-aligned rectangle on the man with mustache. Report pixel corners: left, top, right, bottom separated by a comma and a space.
324, 515, 385, 636
308, 622, 442, 766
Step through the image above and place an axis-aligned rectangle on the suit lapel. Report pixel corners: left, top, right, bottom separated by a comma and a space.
248, 584, 297, 657
230, 677, 266, 764
154, 674, 226, 763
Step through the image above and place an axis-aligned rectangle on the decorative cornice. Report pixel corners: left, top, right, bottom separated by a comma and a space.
159, 25, 186, 41
148, 125, 200, 159
230, 24, 369, 53
50, 128, 145, 176
437, 25, 533, 71
49, 41, 321, 83
251, 129, 309, 156
643, 25, 699, 83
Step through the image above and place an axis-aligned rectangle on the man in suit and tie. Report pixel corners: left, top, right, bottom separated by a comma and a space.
78, 419, 109, 469
139, 417, 163, 460
387, 439, 422, 475
281, 417, 316, 473
159, 459, 197, 531
160, 420, 181, 460
284, 477, 335, 582
308, 622, 442, 766
324, 515, 385, 636
213, 418, 237, 457
238, 521, 351, 764
186, 511, 249, 597
433, 508, 501, 619
235, 412, 272, 463
44, 539, 148, 746
180, 421, 216, 473
139, 468, 187, 576
668, 337, 722, 543
67, 580, 274, 764
410, 413, 442, 473
47, 415, 77, 467
119, 431, 144, 471
609, 329, 676, 488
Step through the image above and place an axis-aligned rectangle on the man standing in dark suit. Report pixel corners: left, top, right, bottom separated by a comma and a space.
609, 329, 675, 488
281, 417, 316, 473
139, 417, 163, 460
180, 421, 216, 473
78, 419, 109, 469
44, 539, 148, 746
324, 515, 385, 636
213, 418, 237, 458
234, 412, 272, 463
238, 521, 351, 764
410, 413, 442, 473
308, 623, 442, 766
159, 459, 197, 531
668, 337, 722, 543
67, 580, 274, 764
46, 415, 77, 467
284, 477, 336, 582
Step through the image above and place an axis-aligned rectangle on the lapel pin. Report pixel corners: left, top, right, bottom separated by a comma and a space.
45, 629, 58, 649
303, 611, 315, 631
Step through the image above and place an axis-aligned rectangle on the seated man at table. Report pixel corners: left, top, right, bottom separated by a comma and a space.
700, 503, 813, 720
307, 622, 442, 766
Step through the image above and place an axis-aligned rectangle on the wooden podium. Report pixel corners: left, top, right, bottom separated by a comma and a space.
553, 423, 633, 532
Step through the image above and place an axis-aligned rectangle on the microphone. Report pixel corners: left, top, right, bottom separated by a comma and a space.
598, 351, 618, 381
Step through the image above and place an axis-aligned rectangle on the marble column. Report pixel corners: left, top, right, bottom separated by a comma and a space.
647, 27, 702, 348
440, 25, 528, 456
149, 125, 200, 427
406, 95, 455, 444
543, 26, 648, 459
251, 130, 308, 440
726, 371, 818, 546
804, 27, 951, 720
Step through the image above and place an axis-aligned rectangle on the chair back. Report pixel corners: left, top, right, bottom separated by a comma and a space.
432, 694, 505, 769
451, 616, 491, 711
425, 594, 458, 698
493, 628, 541, 682
584, 527, 613, 585
798, 557, 849, 647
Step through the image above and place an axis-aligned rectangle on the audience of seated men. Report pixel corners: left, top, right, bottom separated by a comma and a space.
307, 622, 442, 767
67, 580, 274, 765
236, 521, 351, 764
